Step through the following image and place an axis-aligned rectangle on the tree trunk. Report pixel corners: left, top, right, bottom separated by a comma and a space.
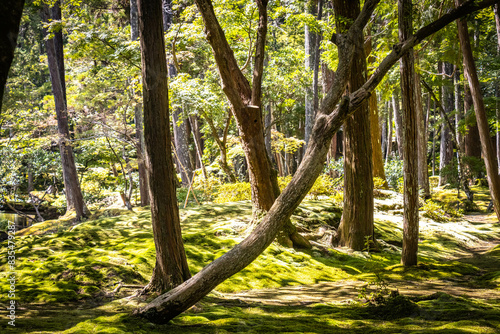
369, 91, 388, 186
304, 0, 318, 147
134, 0, 498, 323
189, 115, 207, 179
0, 0, 24, 109
456, 0, 500, 222
386, 100, 393, 161
464, 83, 482, 159
392, 92, 404, 158
494, 4, 500, 172
131, 0, 149, 206
137, 0, 191, 293
334, 0, 374, 251
399, 0, 419, 266
41, 5, 89, 220
415, 57, 430, 198
438, 62, 455, 186
193, 0, 309, 249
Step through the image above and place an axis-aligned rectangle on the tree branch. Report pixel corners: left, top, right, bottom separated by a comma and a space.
251, 0, 268, 106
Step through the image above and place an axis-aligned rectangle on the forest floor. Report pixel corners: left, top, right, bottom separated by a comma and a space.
1, 185, 500, 333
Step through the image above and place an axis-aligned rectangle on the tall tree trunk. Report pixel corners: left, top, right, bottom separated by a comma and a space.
0, 0, 25, 109
399, 0, 419, 266
131, 0, 149, 206
369, 91, 387, 185
415, 57, 431, 198
456, 0, 500, 221
494, 4, 500, 172
172, 104, 193, 187
392, 92, 404, 158
386, 100, 393, 161
41, 4, 89, 220
134, 0, 498, 322
334, 0, 374, 251
137, 0, 191, 293
439, 61, 455, 186
366, 35, 387, 185
304, 0, 318, 147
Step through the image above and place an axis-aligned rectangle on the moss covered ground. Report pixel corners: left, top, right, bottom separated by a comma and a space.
1, 186, 500, 333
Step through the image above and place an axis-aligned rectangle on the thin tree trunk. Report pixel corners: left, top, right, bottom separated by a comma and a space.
399, 0, 419, 266
41, 5, 89, 220
386, 100, 393, 161
137, 0, 191, 293
456, 0, 500, 221
131, 0, 149, 206
189, 116, 207, 179
494, 4, 500, 172
369, 91, 387, 186
439, 62, 455, 186
0, 0, 25, 109
335, 0, 374, 251
392, 92, 404, 158
415, 56, 430, 198
304, 0, 318, 147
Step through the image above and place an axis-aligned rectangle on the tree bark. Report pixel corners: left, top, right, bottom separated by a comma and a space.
456, 0, 500, 221
137, 0, 191, 293
399, 0, 419, 266
135, 0, 499, 322
0, 0, 25, 110
41, 4, 89, 220
334, 0, 374, 251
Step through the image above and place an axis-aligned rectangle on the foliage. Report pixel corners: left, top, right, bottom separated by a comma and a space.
384, 159, 404, 192
214, 182, 252, 203
421, 199, 449, 222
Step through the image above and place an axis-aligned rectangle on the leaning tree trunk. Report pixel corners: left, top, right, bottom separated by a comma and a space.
456, 0, 500, 222
399, 0, 419, 267
193, 0, 309, 249
0, 0, 25, 109
334, 0, 374, 251
137, 0, 191, 293
42, 4, 89, 220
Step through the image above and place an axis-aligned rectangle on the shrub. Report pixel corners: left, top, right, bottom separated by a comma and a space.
421, 200, 448, 222
214, 182, 251, 203
309, 174, 335, 199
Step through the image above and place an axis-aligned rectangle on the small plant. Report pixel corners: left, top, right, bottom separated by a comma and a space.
364, 235, 375, 253
421, 199, 448, 222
